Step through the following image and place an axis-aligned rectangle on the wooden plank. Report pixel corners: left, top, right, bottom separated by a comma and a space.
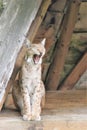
9, 0, 51, 81
3, 0, 51, 111
0, 110, 87, 130
4, 90, 87, 110
60, 53, 87, 90
45, 0, 81, 90
0, 0, 42, 110
27, 0, 51, 42
45, 90, 87, 109
2, 90, 87, 130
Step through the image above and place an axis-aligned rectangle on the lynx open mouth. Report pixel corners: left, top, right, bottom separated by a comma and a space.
33, 53, 42, 64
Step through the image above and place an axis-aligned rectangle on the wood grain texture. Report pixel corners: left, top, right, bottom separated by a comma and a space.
2, 0, 50, 112
0, 0, 42, 110
2, 90, 87, 130
34, 0, 67, 52
45, 0, 81, 90
34, 0, 67, 83
60, 53, 87, 90
27, 0, 51, 42
4, 90, 87, 109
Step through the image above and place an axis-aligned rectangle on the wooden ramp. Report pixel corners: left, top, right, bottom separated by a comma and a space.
0, 90, 87, 130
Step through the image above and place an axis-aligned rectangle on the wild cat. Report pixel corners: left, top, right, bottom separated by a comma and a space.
12, 39, 46, 121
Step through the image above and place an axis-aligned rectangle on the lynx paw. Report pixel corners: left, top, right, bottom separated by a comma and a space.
31, 115, 41, 121
23, 114, 31, 121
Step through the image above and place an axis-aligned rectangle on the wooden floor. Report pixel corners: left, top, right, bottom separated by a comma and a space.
0, 90, 87, 130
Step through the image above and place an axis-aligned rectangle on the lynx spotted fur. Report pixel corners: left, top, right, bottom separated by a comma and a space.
12, 39, 46, 121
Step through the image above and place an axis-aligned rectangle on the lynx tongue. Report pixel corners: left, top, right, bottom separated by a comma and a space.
33, 54, 40, 64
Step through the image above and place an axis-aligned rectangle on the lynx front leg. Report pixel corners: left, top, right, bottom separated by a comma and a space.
21, 87, 32, 121
31, 84, 45, 121
31, 93, 42, 121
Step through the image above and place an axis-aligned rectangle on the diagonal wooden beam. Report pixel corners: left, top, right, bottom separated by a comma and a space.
45, 0, 81, 90
59, 53, 87, 90
0, 0, 42, 111
34, 0, 67, 82
27, 0, 51, 42
34, 0, 67, 52
0, 0, 51, 111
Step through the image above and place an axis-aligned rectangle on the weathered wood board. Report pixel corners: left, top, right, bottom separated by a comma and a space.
0, 110, 87, 130
0, 0, 42, 106
4, 90, 87, 110
1, 90, 87, 130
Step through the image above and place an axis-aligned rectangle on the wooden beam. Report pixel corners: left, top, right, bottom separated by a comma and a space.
4, 90, 87, 110
1, 106, 87, 130
0, 0, 42, 111
34, 0, 67, 52
45, 0, 81, 90
9, 0, 51, 84
59, 53, 87, 90
3, 90, 87, 130
34, 0, 67, 82
9, 0, 51, 81
0, 45, 27, 111
27, 0, 51, 42
1, 0, 51, 111
3, 90, 87, 129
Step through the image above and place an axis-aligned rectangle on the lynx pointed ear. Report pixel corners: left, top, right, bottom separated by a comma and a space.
41, 38, 46, 46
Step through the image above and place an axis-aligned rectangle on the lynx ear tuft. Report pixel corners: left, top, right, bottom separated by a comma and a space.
41, 38, 46, 46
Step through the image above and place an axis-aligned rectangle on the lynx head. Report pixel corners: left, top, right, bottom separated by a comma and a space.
25, 39, 46, 65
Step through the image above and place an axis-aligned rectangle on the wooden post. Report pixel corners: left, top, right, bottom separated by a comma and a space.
59, 53, 87, 90
45, 0, 81, 90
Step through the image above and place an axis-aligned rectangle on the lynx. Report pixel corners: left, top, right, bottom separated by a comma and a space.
12, 39, 46, 121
